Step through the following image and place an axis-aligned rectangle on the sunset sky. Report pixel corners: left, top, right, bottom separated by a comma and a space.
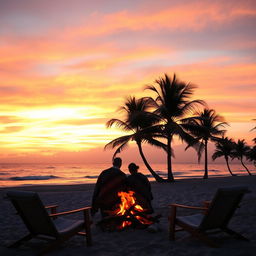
0, 0, 255, 164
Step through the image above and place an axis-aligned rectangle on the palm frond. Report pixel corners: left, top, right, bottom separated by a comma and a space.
145, 138, 168, 152
144, 85, 162, 101
179, 100, 206, 117
213, 122, 229, 130
112, 142, 129, 158
106, 118, 132, 131
212, 151, 224, 160
104, 135, 132, 150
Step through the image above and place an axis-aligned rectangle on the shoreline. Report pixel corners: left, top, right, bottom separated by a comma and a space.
0, 174, 254, 192
1, 162, 255, 190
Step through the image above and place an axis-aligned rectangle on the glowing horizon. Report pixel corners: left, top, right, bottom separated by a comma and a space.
0, 0, 255, 163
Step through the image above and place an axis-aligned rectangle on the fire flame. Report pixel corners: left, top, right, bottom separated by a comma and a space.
110, 190, 153, 229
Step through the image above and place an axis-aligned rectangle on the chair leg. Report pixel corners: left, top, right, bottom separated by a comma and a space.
169, 206, 176, 241
223, 227, 249, 241
84, 209, 92, 246
8, 234, 33, 248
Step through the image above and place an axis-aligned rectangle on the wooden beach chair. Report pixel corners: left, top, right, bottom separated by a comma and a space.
168, 186, 250, 247
7, 190, 92, 255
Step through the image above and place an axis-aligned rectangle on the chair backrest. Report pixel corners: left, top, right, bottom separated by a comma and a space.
199, 186, 249, 230
7, 190, 59, 238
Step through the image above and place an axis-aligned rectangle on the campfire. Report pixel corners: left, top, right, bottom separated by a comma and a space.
98, 190, 160, 231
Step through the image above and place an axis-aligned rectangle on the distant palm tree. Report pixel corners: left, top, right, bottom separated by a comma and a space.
231, 139, 252, 175
145, 73, 205, 181
105, 96, 165, 182
247, 145, 256, 167
184, 109, 228, 179
212, 137, 236, 176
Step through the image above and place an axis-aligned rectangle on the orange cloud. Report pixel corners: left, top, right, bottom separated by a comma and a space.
0, 126, 25, 133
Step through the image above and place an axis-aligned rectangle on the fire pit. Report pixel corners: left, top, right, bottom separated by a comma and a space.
97, 190, 160, 231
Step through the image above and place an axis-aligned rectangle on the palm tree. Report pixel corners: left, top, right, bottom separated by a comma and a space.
247, 145, 256, 167
212, 137, 236, 176
105, 96, 165, 182
184, 109, 228, 179
232, 139, 252, 175
146, 73, 205, 181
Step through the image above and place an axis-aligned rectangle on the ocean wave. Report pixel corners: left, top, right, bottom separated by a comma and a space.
10, 175, 59, 181
155, 170, 167, 175
209, 169, 221, 172
84, 175, 99, 179
84, 174, 164, 179
173, 171, 186, 175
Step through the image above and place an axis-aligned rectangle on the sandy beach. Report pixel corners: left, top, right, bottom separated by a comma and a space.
1, 175, 256, 256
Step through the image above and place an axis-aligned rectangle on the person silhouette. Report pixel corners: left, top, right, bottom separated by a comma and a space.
91, 157, 127, 217
126, 162, 153, 213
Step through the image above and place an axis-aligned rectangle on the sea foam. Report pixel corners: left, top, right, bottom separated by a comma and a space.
10, 175, 59, 181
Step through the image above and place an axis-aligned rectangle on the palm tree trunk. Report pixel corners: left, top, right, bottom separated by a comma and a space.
167, 136, 174, 182
225, 156, 235, 176
203, 139, 208, 179
136, 141, 165, 182
240, 158, 252, 175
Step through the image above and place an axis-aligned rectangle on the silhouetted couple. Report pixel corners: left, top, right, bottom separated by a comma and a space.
91, 157, 153, 217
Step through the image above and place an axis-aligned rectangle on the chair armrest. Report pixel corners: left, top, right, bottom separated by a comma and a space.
49, 206, 91, 217
169, 203, 207, 211
45, 204, 58, 210
45, 204, 58, 218
202, 200, 211, 209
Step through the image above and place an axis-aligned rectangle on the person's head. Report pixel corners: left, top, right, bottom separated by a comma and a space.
128, 162, 139, 174
113, 157, 122, 168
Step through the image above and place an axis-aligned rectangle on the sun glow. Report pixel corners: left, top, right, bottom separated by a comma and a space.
0, 106, 124, 155
16, 106, 99, 120
20, 108, 77, 119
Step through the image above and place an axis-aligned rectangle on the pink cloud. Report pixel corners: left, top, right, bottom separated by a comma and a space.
68, 1, 256, 37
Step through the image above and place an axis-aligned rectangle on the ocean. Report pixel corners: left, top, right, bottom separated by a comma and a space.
0, 162, 255, 188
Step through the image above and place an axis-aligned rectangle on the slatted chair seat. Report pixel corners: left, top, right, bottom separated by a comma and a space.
176, 213, 204, 228
53, 217, 84, 236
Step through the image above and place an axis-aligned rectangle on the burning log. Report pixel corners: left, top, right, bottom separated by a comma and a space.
97, 190, 161, 231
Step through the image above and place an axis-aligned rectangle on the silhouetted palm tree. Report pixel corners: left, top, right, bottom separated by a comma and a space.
145, 74, 205, 181
231, 139, 252, 175
212, 137, 236, 176
247, 145, 256, 167
184, 109, 227, 179
105, 96, 165, 182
